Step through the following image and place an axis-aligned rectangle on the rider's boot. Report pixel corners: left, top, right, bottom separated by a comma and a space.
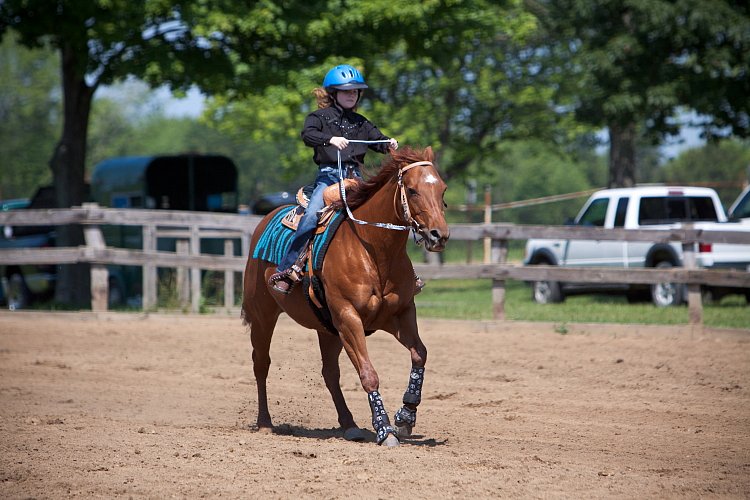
414, 273, 425, 295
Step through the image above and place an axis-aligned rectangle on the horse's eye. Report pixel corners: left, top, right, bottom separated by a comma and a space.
407, 187, 418, 197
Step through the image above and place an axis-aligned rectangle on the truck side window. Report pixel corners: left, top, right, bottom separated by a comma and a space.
614, 198, 628, 227
640, 196, 719, 225
639, 197, 664, 224
666, 198, 687, 220
640, 196, 684, 224
577, 198, 608, 227
688, 197, 718, 221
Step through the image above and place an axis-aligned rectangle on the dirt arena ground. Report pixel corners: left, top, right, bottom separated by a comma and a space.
1, 311, 748, 499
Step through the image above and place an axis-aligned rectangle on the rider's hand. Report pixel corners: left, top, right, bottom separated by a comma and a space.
329, 136, 349, 150
389, 138, 399, 150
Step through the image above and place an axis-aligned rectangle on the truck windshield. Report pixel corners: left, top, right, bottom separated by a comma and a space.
577, 198, 609, 226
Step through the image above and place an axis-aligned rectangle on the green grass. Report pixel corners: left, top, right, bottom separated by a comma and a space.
415, 279, 750, 330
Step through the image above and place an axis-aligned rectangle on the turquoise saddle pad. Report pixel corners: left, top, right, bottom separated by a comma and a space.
252, 205, 346, 271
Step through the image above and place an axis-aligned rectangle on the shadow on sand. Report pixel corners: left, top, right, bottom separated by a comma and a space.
252, 423, 447, 447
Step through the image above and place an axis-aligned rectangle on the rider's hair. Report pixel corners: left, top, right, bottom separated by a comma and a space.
312, 87, 360, 111
313, 87, 334, 109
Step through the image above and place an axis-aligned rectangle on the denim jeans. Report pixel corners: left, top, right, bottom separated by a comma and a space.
277, 166, 358, 271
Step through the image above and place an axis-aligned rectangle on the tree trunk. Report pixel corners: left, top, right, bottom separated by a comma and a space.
51, 42, 96, 307
608, 121, 637, 188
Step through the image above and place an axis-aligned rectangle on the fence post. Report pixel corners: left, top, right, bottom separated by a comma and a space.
241, 231, 251, 262
176, 240, 190, 308
682, 237, 703, 326
483, 186, 492, 264
81, 203, 109, 312
190, 225, 201, 313
224, 239, 234, 309
142, 224, 157, 310
491, 238, 508, 320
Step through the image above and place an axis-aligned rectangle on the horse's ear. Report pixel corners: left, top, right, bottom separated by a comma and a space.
424, 146, 434, 162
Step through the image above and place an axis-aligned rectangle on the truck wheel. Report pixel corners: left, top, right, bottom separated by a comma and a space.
7, 273, 30, 311
651, 261, 684, 307
532, 279, 564, 304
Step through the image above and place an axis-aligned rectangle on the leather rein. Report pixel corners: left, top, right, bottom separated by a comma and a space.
337, 140, 432, 242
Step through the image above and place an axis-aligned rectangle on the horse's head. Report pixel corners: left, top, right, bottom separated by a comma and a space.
397, 147, 450, 252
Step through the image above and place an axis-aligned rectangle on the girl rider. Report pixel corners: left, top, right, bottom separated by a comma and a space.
268, 64, 398, 294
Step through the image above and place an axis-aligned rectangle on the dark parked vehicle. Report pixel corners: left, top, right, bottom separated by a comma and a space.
0, 189, 58, 310
252, 191, 294, 215
90, 154, 241, 305
2, 154, 241, 309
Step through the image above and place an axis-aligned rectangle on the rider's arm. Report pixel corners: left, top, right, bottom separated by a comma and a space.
363, 120, 395, 154
301, 113, 333, 147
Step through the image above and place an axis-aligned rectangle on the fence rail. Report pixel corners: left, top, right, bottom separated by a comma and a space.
1, 205, 749, 325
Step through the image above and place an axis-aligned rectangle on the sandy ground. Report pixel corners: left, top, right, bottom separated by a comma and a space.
0, 311, 748, 499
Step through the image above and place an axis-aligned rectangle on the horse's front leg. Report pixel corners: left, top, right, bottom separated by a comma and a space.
393, 307, 427, 438
334, 308, 400, 447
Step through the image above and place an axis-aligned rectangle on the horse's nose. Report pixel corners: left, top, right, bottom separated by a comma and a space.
429, 227, 450, 245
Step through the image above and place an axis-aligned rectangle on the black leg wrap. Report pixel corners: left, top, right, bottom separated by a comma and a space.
367, 390, 397, 445
394, 405, 417, 428
403, 366, 425, 406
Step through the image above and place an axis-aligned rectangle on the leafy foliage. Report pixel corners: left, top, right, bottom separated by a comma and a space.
537, 0, 750, 185
203, 0, 588, 182
0, 33, 58, 199
657, 140, 750, 204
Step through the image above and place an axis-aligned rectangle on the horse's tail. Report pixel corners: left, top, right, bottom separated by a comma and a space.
241, 303, 250, 327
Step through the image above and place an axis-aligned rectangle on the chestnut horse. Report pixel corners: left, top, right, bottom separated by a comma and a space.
242, 146, 449, 447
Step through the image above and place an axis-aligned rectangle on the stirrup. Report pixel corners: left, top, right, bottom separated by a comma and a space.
269, 265, 303, 294
268, 270, 295, 294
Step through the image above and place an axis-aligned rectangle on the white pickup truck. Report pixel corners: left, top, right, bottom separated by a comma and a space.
523, 185, 750, 306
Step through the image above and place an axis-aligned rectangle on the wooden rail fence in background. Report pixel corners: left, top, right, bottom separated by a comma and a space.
1, 204, 749, 326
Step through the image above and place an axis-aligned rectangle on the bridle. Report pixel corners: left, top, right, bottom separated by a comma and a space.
337, 141, 433, 244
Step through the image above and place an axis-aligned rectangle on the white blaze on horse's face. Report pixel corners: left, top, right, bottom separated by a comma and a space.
403, 165, 449, 252
424, 173, 439, 184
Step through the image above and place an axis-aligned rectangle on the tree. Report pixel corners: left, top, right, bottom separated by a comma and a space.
0, 0, 238, 305
537, 0, 750, 187
0, 33, 59, 199
487, 139, 595, 224
0, 0, 599, 304
204, 0, 588, 183
658, 140, 750, 204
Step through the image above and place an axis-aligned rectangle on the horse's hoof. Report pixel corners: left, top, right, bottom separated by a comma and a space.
257, 426, 274, 435
343, 427, 366, 442
395, 424, 413, 438
381, 434, 400, 448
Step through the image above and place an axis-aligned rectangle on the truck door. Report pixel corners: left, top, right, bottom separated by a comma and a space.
564, 196, 627, 268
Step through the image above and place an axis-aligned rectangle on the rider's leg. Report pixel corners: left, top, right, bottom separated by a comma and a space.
270, 170, 335, 293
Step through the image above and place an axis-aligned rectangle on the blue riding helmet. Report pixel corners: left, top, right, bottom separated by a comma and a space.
322, 64, 368, 91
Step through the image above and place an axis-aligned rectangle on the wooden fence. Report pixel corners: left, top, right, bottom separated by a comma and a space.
1, 204, 749, 325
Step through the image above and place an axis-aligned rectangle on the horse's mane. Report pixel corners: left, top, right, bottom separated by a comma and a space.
331, 146, 435, 211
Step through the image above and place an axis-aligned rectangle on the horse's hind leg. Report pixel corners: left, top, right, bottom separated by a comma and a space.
247, 299, 281, 431
251, 316, 278, 431
317, 331, 365, 442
